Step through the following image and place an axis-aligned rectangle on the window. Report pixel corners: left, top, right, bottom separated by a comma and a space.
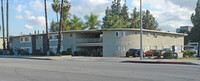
70, 34, 73, 37
122, 32, 126, 37
20, 37, 31, 43
116, 32, 119, 37
49, 34, 63, 41
147, 33, 151, 37
56, 35, 59, 39
49, 36, 53, 39
116, 46, 120, 51
21, 38, 23, 41
153, 33, 158, 38
25, 38, 29, 41
122, 46, 126, 51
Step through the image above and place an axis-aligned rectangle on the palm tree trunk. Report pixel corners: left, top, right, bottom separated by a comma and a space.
1, 0, 6, 55
6, 0, 9, 55
44, 0, 50, 56
57, 0, 63, 55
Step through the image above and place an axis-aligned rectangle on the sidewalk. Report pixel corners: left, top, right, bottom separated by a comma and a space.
0, 55, 72, 60
0, 55, 199, 65
122, 58, 200, 65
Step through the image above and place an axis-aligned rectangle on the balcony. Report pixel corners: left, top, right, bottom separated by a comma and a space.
76, 38, 103, 47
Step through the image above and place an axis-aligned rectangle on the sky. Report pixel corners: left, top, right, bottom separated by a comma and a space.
0, 0, 198, 36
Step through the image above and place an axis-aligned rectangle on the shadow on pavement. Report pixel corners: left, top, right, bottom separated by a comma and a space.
0, 56, 52, 60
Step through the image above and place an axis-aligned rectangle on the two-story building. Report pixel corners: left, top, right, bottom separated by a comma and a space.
9, 29, 187, 57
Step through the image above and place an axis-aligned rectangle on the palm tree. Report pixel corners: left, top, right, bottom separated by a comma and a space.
1, 0, 6, 55
70, 15, 84, 30
44, 0, 50, 55
6, 0, 10, 54
84, 13, 101, 29
61, 0, 71, 31
57, 0, 64, 55
51, 0, 60, 22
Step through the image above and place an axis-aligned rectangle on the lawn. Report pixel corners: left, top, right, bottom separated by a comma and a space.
178, 57, 198, 60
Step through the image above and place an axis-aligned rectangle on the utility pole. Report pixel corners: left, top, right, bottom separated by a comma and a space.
7, 0, 10, 55
140, 0, 143, 60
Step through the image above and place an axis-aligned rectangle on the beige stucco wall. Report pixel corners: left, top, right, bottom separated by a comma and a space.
103, 30, 185, 57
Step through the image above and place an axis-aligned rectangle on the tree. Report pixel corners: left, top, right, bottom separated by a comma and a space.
102, 7, 112, 28
51, 0, 60, 22
1, 0, 6, 55
190, 0, 200, 42
44, 0, 50, 55
142, 10, 158, 30
70, 15, 85, 30
50, 20, 58, 32
102, 0, 123, 28
57, 0, 64, 55
121, 0, 129, 28
85, 13, 101, 29
116, 0, 121, 15
6, 0, 9, 54
130, 7, 140, 28
60, 0, 71, 31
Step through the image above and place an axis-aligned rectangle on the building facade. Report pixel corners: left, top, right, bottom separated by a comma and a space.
176, 26, 193, 33
9, 29, 187, 57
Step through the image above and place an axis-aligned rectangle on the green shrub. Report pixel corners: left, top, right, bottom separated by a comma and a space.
50, 51, 56, 56
9, 48, 14, 55
21, 51, 29, 56
32, 50, 46, 56
154, 52, 161, 59
183, 50, 196, 58
66, 48, 72, 55
163, 51, 173, 59
0, 50, 3, 55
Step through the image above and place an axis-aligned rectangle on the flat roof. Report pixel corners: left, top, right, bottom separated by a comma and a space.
9, 28, 187, 38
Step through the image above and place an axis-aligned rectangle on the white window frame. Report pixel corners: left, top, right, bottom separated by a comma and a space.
116, 46, 120, 51
49, 34, 63, 41
147, 33, 151, 38
116, 32, 120, 37
20, 36, 31, 43
121, 32, 126, 37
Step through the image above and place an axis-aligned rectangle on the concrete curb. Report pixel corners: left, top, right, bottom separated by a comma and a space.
122, 61, 198, 65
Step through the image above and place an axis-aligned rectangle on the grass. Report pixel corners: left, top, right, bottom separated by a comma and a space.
178, 57, 198, 60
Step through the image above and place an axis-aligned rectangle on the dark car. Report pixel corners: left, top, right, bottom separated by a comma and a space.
126, 48, 143, 57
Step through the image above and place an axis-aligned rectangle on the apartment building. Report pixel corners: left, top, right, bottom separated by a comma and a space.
9, 29, 187, 57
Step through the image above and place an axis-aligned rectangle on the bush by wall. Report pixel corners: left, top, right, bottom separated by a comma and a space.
183, 50, 196, 58
154, 52, 161, 59
163, 51, 173, 59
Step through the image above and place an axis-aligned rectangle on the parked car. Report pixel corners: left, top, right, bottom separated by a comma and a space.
144, 49, 171, 56
144, 50, 161, 56
126, 48, 144, 57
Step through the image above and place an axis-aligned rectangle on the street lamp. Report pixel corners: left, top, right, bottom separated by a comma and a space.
140, 0, 143, 60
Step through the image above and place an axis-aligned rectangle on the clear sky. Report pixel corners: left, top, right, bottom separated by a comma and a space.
0, 0, 198, 36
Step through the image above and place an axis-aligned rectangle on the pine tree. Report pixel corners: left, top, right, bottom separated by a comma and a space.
142, 10, 158, 30
189, 0, 200, 42
102, 7, 112, 28
111, 0, 117, 16
130, 7, 140, 28
121, 0, 129, 28
116, 0, 121, 15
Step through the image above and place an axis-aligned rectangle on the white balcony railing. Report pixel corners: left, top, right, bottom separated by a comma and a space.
77, 38, 103, 43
